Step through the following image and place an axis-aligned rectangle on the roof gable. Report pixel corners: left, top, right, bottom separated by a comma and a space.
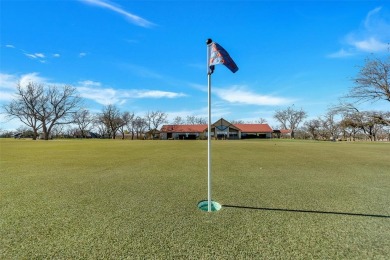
212, 118, 240, 131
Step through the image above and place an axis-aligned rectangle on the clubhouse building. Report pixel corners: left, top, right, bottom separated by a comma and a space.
160, 118, 273, 140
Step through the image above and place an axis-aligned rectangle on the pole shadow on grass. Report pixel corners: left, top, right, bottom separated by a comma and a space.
222, 205, 390, 218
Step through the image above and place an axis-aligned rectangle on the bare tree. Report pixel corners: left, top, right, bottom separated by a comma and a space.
373, 111, 390, 126
256, 117, 268, 124
346, 55, 390, 104
39, 84, 81, 140
336, 103, 387, 141
230, 119, 245, 124
339, 117, 360, 141
62, 125, 75, 138
186, 115, 207, 125
331, 103, 360, 141
3, 83, 43, 140
273, 105, 307, 138
73, 109, 93, 138
51, 124, 65, 139
362, 111, 386, 141
133, 116, 147, 139
195, 116, 207, 124
320, 110, 341, 140
186, 115, 197, 125
145, 111, 167, 139
92, 114, 107, 138
99, 104, 124, 139
118, 111, 134, 140
3, 82, 81, 140
125, 113, 137, 140
15, 126, 34, 138
303, 119, 321, 140
171, 116, 185, 125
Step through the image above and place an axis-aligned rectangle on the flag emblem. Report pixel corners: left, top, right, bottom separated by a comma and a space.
208, 42, 238, 74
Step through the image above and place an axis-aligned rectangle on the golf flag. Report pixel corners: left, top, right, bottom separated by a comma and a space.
208, 42, 238, 74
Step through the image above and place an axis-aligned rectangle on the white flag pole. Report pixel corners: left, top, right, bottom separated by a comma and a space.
199, 38, 235, 212
207, 39, 212, 212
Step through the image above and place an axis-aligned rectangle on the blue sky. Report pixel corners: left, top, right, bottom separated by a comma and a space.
1, 0, 390, 130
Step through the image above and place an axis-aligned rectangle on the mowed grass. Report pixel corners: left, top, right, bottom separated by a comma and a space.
0, 139, 389, 259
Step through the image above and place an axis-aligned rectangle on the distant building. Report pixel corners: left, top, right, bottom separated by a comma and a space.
144, 129, 161, 140
160, 118, 273, 140
273, 129, 292, 139
13, 132, 22, 139
73, 131, 101, 138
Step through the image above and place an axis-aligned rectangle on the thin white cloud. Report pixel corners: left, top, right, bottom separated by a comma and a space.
4, 43, 64, 62
364, 7, 382, 29
5, 46, 60, 62
77, 81, 186, 105
0, 72, 47, 89
18, 73, 47, 88
1, 73, 185, 106
78, 80, 101, 87
79, 0, 155, 28
350, 37, 388, 52
24, 53, 38, 59
0, 73, 18, 90
329, 6, 390, 58
35, 53, 45, 58
132, 90, 186, 99
327, 48, 355, 58
214, 86, 292, 106
23, 52, 46, 63
0, 91, 14, 101
0, 73, 17, 101
78, 86, 121, 105
0, 72, 48, 102
24, 53, 46, 59
79, 52, 87, 58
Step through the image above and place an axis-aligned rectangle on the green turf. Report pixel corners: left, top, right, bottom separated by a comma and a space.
1, 139, 389, 258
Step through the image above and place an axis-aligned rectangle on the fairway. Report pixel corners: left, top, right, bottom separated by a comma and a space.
1, 139, 389, 258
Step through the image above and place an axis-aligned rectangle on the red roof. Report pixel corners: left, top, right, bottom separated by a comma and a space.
160, 124, 207, 133
234, 124, 273, 133
280, 129, 291, 134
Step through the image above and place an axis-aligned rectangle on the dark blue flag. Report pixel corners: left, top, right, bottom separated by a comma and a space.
208, 42, 238, 74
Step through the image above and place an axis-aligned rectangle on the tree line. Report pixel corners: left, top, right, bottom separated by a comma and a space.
2, 93, 210, 140
272, 55, 390, 141
2, 55, 389, 141
275, 104, 390, 141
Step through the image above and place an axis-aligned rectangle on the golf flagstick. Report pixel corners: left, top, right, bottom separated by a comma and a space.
207, 38, 214, 212
201, 38, 238, 212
